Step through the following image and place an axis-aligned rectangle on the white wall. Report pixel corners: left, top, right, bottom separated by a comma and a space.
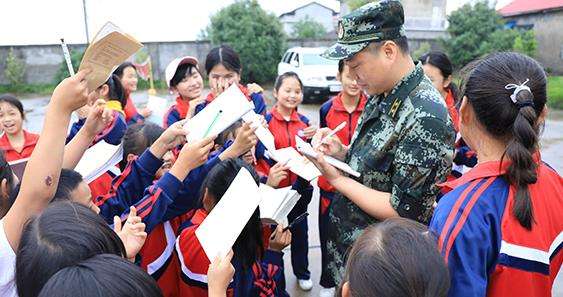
280, 2, 336, 36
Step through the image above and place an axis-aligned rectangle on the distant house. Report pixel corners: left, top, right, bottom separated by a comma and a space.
279, 2, 339, 37
499, 0, 563, 74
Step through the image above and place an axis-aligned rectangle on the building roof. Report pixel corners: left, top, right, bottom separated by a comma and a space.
498, 0, 563, 17
279, 1, 338, 18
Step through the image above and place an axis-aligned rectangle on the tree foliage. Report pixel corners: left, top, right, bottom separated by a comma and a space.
5, 48, 26, 88
207, 0, 286, 84
292, 16, 327, 39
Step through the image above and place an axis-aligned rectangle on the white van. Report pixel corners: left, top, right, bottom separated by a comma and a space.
278, 47, 342, 103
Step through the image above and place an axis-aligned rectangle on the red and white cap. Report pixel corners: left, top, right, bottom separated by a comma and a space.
165, 56, 199, 88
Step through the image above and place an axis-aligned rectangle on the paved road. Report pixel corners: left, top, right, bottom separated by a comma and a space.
19, 90, 563, 296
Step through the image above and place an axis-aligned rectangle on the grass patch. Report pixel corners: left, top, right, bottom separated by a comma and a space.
547, 76, 563, 109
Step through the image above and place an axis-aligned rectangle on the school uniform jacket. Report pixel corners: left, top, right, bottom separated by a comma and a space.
430, 158, 563, 297
124, 95, 145, 125
175, 209, 287, 297
194, 84, 267, 116
0, 130, 39, 162
317, 92, 367, 196
256, 106, 310, 188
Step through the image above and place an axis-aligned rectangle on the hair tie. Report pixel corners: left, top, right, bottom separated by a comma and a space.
505, 79, 532, 104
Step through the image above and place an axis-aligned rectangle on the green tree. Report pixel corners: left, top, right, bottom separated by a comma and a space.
442, 1, 504, 67
513, 30, 537, 57
207, 0, 286, 84
53, 49, 84, 84
412, 42, 431, 60
5, 48, 26, 88
346, 0, 370, 11
292, 16, 327, 39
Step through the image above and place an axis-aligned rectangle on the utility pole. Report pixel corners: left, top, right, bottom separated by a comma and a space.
82, 0, 90, 43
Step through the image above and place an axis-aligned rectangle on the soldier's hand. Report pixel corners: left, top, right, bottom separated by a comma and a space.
305, 152, 342, 182
311, 128, 347, 160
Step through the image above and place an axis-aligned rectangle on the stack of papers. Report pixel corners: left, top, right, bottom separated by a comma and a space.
258, 184, 301, 225
184, 84, 254, 142
295, 136, 361, 177
195, 168, 262, 260
79, 22, 143, 92
74, 140, 123, 183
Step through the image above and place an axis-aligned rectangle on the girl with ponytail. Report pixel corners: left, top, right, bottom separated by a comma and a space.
430, 52, 562, 297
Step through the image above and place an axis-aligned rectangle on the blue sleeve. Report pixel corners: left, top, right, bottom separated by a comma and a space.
66, 118, 86, 143
96, 113, 127, 145
194, 102, 206, 116
131, 172, 183, 233
165, 107, 180, 129
429, 183, 504, 297
253, 250, 288, 297
250, 93, 267, 116
127, 113, 145, 126
319, 101, 332, 128
97, 149, 163, 223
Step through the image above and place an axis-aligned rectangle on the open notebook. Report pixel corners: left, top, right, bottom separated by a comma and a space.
79, 22, 143, 92
295, 136, 361, 177
258, 184, 301, 225
266, 147, 321, 182
195, 167, 262, 260
184, 84, 254, 142
74, 141, 123, 183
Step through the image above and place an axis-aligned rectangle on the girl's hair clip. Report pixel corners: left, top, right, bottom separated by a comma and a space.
505, 78, 531, 104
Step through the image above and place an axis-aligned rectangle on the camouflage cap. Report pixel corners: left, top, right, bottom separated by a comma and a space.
322, 0, 405, 60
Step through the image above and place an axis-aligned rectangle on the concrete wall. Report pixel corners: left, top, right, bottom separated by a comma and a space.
280, 3, 337, 36
0, 36, 445, 85
504, 10, 563, 74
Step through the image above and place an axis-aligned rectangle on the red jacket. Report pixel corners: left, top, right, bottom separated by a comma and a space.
317, 92, 367, 193
256, 106, 310, 187
445, 89, 459, 132
0, 130, 39, 162
124, 94, 144, 125
163, 96, 190, 128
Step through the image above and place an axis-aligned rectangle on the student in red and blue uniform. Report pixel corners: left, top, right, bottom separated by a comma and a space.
114, 62, 152, 125
195, 45, 267, 116
66, 74, 128, 197
257, 72, 317, 291
163, 56, 206, 128
430, 52, 563, 297
317, 60, 367, 294
175, 158, 291, 297
0, 94, 39, 162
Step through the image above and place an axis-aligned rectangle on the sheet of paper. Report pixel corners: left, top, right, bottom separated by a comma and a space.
242, 112, 276, 152
184, 84, 254, 142
74, 140, 124, 183
295, 136, 361, 177
195, 168, 262, 260
8, 158, 29, 181
79, 22, 143, 92
144, 95, 169, 125
268, 147, 321, 181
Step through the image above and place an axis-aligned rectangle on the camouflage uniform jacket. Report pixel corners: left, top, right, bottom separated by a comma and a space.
327, 63, 455, 283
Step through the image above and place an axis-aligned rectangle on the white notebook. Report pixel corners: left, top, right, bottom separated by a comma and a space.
295, 136, 361, 177
74, 140, 123, 183
241, 111, 276, 153
184, 84, 254, 142
258, 184, 301, 225
144, 95, 169, 125
195, 168, 262, 260
266, 147, 321, 181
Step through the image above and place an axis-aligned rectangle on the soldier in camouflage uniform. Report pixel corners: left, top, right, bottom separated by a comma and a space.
310, 0, 455, 287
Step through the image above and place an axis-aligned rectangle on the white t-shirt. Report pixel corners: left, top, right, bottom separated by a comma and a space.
0, 219, 17, 297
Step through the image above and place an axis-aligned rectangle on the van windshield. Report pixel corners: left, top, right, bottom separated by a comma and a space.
302, 54, 338, 66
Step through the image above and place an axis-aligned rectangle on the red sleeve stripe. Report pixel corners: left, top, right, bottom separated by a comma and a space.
444, 177, 496, 262
437, 179, 481, 251
137, 186, 162, 219
94, 157, 136, 206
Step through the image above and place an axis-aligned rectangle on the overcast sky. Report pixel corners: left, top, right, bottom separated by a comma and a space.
0, 0, 512, 46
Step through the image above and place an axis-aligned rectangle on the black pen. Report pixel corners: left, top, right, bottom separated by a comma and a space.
283, 212, 309, 232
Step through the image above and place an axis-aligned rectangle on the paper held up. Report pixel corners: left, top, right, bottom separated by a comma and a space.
266, 147, 321, 181
195, 167, 262, 260
144, 95, 169, 125
258, 184, 300, 225
8, 158, 30, 181
79, 21, 143, 92
183, 84, 254, 142
74, 140, 124, 183
241, 111, 276, 152
295, 136, 361, 178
